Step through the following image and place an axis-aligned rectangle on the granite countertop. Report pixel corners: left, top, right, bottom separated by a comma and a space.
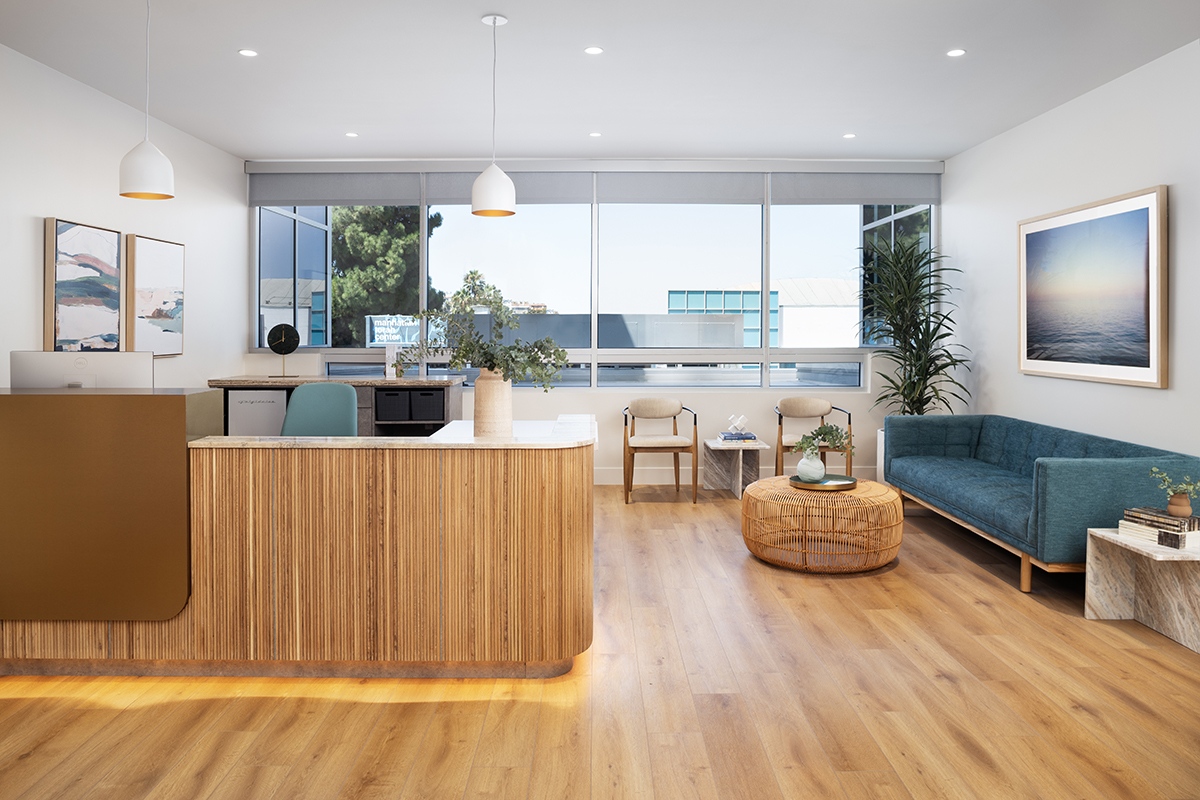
189, 415, 598, 450
207, 375, 465, 387
1089, 527, 1200, 562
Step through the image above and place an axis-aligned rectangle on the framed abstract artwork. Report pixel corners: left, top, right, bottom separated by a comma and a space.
126, 234, 185, 356
1018, 185, 1168, 388
44, 218, 124, 351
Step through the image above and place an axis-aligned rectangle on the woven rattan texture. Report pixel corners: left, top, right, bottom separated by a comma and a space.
740, 476, 903, 573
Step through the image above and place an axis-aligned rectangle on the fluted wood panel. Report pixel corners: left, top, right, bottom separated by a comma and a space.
275, 449, 378, 661
112, 448, 274, 660
379, 450, 442, 661
443, 446, 593, 662
0, 619, 107, 660
1, 441, 593, 669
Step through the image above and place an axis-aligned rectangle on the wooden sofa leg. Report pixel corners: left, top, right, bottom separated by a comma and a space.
1020, 554, 1032, 593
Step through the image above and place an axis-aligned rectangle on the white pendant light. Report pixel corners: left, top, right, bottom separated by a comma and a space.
471, 14, 515, 217
120, 0, 174, 200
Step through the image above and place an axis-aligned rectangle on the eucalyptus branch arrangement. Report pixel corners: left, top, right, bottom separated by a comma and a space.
861, 239, 971, 415
392, 270, 569, 391
792, 423, 854, 458
1150, 467, 1200, 498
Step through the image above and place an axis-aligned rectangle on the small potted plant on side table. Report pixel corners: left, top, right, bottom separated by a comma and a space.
793, 423, 854, 483
1150, 467, 1200, 518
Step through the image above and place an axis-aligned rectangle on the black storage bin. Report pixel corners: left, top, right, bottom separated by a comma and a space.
375, 389, 410, 421
410, 389, 444, 421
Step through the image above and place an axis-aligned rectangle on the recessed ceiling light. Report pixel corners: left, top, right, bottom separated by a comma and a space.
238, 49, 258, 57
947, 48, 966, 57
843, 133, 856, 139
589, 132, 602, 137
584, 46, 603, 55
345, 132, 359, 137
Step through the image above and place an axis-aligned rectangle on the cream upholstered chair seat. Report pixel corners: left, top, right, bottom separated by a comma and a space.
775, 396, 852, 477
628, 434, 694, 448
623, 397, 698, 504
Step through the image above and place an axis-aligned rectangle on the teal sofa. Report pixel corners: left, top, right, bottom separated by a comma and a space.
884, 414, 1200, 591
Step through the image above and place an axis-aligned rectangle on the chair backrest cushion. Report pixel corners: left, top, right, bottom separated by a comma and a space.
778, 396, 833, 419
629, 397, 683, 419
975, 415, 1171, 478
280, 382, 359, 437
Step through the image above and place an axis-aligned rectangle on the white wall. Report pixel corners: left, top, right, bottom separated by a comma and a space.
0, 43, 250, 388
942, 40, 1200, 456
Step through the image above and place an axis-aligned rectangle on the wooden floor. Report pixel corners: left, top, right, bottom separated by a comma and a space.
4, 484, 1200, 800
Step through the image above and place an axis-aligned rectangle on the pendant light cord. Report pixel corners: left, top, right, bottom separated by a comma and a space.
143, 0, 151, 142
490, 19, 497, 165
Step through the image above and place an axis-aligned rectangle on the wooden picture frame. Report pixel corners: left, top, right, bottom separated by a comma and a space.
1018, 185, 1168, 388
44, 218, 124, 352
126, 234, 185, 357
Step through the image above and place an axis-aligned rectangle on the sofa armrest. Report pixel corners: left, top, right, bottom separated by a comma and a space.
1031, 455, 1200, 563
884, 415, 985, 480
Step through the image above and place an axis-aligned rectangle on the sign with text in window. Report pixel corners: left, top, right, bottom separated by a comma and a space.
366, 315, 419, 348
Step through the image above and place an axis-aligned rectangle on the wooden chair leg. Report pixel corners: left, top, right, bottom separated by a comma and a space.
674, 452, 681, 492
624, 450, 633, 504
691, 449, 697, 504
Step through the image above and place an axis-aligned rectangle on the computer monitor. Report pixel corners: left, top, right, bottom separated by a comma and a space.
9, 351, 155, 389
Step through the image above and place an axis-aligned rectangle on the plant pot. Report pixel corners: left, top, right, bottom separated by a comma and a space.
1167, 492, 1193, 518
876, 426, 886, 483
796, 451, 826, 483
473, 367, 513, 438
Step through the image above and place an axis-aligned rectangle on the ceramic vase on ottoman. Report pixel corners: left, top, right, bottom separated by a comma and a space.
796, 451, 826, 483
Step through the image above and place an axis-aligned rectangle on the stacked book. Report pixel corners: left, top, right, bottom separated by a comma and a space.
719, 431, 757, 441
1118, 507, 1200, 549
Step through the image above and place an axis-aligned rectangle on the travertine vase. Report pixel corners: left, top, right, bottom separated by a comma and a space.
473, 367, 513, 438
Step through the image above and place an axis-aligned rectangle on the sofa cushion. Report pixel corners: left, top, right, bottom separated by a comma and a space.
975, 416, 1168, 478
888, 456, 1034, 546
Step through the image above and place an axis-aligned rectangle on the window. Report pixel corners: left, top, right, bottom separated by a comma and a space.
253, 170, 938, 390
770, 205, 862, 348
257, 206, 330, 347
598, 204, 763, 348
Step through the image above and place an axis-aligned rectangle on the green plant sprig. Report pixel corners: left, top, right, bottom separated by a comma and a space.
1150, 467, 1200, 498
392, 270, 570, 392
792, 423, 854, 458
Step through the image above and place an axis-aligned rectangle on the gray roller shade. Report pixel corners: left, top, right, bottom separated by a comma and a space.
596, 172, 764, 204
248, 172, 422, 206
425, 172, 593, 205
771, 172, 940, 204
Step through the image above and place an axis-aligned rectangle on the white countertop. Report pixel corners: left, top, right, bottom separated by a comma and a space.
1089, 527, 1200, 562
189, 415, 597, 450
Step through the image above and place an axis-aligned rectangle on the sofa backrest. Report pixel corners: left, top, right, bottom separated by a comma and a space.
975, 415, 1171, 478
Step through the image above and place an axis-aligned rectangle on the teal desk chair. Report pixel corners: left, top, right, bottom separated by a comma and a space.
280, 383, 358, 436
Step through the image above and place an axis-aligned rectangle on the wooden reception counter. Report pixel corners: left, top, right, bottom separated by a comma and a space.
0, 417, 595, 678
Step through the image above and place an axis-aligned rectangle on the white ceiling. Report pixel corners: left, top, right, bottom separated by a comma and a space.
2, 0, 1197, 163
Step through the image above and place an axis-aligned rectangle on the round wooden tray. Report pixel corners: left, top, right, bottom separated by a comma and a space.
789, 474, 858, 491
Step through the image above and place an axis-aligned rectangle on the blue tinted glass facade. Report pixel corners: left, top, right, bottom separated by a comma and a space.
666, 290, 778, 348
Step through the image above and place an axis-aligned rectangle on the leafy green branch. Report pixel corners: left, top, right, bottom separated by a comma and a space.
392, 270, 569, 391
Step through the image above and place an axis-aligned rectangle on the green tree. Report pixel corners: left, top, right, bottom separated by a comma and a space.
330, 206, 444, 347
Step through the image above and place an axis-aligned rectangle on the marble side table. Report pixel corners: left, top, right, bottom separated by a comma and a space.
1086, 527, 1200, 654
703, 438, 770, 499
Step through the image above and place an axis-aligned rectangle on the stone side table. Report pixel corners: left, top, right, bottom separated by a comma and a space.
1086, 527, 1200, 654
703, 439, 770, 499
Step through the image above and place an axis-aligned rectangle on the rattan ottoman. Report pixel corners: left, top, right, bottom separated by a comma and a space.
741, 476, 904, 573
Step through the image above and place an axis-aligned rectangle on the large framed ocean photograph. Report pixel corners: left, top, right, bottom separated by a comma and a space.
1018, 186, 1168, 388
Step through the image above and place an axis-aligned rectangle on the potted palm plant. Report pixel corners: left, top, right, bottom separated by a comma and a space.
393, 270, 569, 437
861, 239, 972, 476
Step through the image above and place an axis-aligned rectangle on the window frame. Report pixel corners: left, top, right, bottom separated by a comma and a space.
259, 181, 939, 392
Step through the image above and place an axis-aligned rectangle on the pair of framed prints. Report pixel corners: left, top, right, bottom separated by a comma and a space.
43, 218, 184, 357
